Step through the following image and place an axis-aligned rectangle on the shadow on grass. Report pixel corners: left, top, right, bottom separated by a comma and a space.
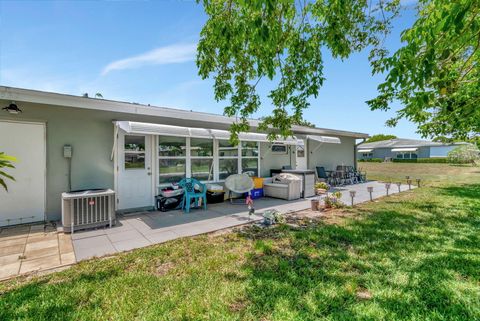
239, 183, 480, 320
0, 263, 121, 320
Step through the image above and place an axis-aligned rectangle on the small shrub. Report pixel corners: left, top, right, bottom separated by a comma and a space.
358, 158, 382, 163
417, 158, 448, 163
262, 209, 285, 225
392, 158, 417, 163
324, 191, 344, 208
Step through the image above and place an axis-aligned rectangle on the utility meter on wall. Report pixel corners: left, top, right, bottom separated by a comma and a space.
63, 145, 72, 158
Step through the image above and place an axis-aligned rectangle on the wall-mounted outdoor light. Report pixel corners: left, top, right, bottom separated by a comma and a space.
367, 186, 374, 201
385, 182, 391, 196
349, 190, 356, 206
2, 101, 22, 114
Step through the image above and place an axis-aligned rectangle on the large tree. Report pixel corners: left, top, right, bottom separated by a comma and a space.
368, 0, 480, 141
365, 134, 397, 143
197, 0, 399, 142
197, 0, 479, 142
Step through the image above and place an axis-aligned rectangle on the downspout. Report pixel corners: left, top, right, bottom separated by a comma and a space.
354, 138, 366, 170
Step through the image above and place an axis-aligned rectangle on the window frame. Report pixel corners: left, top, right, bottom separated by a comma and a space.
156, 136, 262, 188
124, 135, 146, 170
190, 137, 214, 182
157, 135, 187, 185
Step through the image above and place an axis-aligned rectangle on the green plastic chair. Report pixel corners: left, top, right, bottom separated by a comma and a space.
178, 178, 207, 213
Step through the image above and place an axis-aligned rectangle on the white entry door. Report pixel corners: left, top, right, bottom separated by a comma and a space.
0, 120, 46, 226
117, 133, 154, 210
296, 139, 308, 170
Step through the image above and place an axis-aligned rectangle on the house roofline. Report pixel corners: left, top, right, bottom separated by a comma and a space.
0, 85, 369, 138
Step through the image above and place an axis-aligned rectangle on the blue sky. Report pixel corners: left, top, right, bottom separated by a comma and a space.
0, 0, 421, 138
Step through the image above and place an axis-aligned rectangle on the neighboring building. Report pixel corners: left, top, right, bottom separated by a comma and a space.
0, 86, 368, 226
357, 138, 465, 161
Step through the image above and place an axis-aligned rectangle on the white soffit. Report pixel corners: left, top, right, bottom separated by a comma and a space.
116, 121, 297, 144
358, 149, 373, 153
307, 135, 341, 144
391, 148, 418, 152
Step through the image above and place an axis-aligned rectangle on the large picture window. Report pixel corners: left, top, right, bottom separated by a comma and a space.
191, 138, 214, 181
218, 140, 238, 180
156, 135, 261, 186
158, 136, 186, 184
396, 152, 417, 160
241, 141, 259, 176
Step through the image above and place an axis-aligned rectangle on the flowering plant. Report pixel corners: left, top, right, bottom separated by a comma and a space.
324, 191, 344, 209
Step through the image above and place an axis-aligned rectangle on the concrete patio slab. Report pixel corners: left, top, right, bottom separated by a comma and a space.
0, 181, 415, 280
70, 181, 415, 262
20, 254, 61, 274
112, 238, 151, 252
0, 222, 75, 280
74, 235, 116, 261
0, 262, 21, 279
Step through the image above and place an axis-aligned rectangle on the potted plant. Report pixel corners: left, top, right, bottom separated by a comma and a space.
315, 182, 329, 195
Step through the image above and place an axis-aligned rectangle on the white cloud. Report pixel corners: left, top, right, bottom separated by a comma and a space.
101, 43, 197, 75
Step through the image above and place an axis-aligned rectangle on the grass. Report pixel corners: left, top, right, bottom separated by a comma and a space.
1, 164, 479, 320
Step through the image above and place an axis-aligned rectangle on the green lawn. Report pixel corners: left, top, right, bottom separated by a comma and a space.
1, 164, 479, 320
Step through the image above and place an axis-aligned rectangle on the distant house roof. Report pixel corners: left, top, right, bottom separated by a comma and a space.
358, 138, 464, 149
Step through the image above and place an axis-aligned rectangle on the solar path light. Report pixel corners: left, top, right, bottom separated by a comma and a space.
385, 182, 391, 196
367, 186, 374, 201
349, 190, 356, 206
407, 179, 412, 190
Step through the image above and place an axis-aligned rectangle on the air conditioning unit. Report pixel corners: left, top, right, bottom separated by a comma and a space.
61, 189, 116, 233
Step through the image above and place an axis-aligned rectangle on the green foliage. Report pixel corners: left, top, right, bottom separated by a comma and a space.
365, 134, 397, 143
392, 158, 449, 163
197, 0, 399, 142
368, 0, 480, 141
324, 191, 344, 208
1, 165, 480, 320
293, 119, 315, 128
0, 152, 16, 191
315, 182, 329, 190
392, 158, 418, 163
417, 157, 448, 163
447, 144, 480, 164
358, 158, 383, 163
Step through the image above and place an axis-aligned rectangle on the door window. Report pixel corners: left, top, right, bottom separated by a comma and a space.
124, 135, 145, 169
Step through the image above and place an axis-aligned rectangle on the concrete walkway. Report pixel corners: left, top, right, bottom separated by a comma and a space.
72, 181, 415, 261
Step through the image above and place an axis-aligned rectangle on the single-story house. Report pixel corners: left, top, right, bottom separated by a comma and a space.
0, 86, 368, 227
357, 138, 465, 161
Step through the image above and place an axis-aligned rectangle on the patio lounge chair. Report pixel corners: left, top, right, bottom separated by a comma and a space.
263, 173, 301, 200
315, 166, 329, 183
178, 178, 207, 213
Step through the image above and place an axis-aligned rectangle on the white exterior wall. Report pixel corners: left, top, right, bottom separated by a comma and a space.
429, 145, 457, 157
259, 142, 296, 177
307, 136, 356, 170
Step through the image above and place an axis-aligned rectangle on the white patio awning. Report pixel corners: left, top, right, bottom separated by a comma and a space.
391, 147, 418, 152
307, 135, 341, 144
358, 149, 373, 153
115, 121, 297, 144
